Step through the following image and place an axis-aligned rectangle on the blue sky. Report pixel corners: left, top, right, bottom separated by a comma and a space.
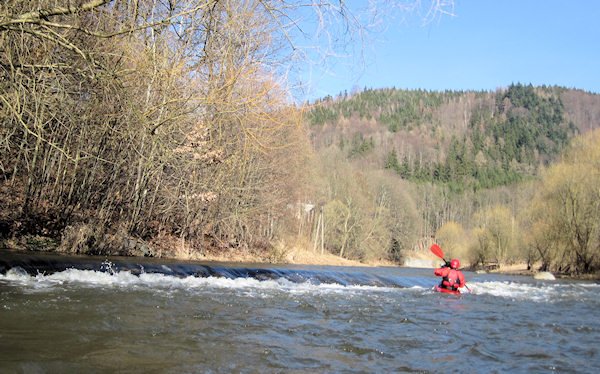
305, 0, 600, 99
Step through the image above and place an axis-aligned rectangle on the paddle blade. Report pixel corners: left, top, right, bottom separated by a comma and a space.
430, 244, 444, 259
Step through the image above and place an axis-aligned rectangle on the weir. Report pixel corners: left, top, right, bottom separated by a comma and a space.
2, 251, 598, 374
0, 250, 405, 288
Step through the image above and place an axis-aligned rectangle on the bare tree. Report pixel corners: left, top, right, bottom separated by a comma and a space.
1, 0, 455, 258
527, 132, 600, 274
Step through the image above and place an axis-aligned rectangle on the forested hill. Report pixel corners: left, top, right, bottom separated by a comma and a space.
306, 84, 600, 191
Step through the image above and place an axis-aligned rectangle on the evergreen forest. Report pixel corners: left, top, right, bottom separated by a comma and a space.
305, 84, 600, 274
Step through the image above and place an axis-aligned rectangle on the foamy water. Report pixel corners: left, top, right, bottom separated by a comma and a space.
2, 265, 594, 303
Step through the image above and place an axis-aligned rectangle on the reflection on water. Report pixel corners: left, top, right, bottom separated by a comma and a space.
1, 253, 599, 373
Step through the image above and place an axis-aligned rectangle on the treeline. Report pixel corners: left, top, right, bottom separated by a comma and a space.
384, 138, 523, 192
308, 88, 457, 129
438, 130, 600, 275
0, 0, 310, 258
306, 85, 600, 275
0, 0, 468, 265
314, 84, 578, 191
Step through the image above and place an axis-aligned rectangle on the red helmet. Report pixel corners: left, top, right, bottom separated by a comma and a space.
450, 259, 460, 269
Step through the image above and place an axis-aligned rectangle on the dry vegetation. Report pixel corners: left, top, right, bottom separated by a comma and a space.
306, 88, 600, 276
1, 0, 312, 258
2, 1, 599, 277
0, 1, 453, 265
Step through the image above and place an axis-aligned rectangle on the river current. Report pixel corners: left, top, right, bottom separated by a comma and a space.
1, 251, 599, 373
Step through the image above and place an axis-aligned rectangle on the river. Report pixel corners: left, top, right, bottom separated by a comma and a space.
1, 251, 599, 373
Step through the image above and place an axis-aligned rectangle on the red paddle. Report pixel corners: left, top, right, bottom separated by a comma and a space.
429, 244, 472, 293
430, 243, 444, 260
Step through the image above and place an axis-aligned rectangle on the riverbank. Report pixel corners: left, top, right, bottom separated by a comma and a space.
192, 243, 380, 267
3, 235, 596, 279
0, 234, 526, 272
0, 234, 390, 268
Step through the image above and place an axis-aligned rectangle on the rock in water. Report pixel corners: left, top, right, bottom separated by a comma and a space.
534, 271, 556, 280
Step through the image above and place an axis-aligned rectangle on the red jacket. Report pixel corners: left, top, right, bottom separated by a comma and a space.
434, 267, 466, 291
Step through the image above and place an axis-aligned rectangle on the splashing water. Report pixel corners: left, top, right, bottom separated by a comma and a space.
1, 253, 599, 373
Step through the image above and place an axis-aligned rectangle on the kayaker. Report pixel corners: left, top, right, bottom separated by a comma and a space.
434, 259, 465, 293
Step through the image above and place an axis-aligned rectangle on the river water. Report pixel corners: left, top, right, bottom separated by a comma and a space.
1, 252, 599, 373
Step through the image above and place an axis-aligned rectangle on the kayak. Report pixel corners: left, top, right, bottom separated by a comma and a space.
434, 285, 460, 295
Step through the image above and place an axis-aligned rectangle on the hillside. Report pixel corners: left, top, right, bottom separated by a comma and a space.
306, 84, 600, 191
300, 85, 600, 271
